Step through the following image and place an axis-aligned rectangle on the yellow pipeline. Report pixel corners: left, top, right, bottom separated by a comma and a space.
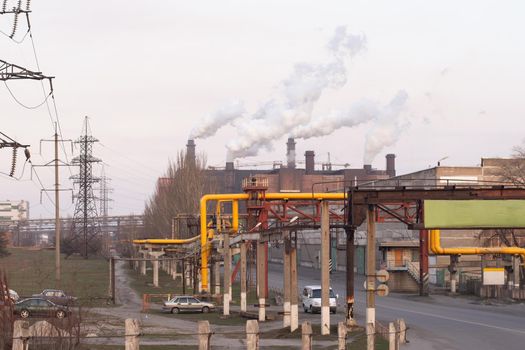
199, 192, 347, 291
133, 235, 200, 245
429, 229, 525, 261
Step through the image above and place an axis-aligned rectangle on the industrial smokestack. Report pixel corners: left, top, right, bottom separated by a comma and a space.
363, 164, 372, 173
186, 139, 196, 166
386, 153, 396, 177
225, 161, 234, 171
287, 138, 296, 169
305, 150, 315, 174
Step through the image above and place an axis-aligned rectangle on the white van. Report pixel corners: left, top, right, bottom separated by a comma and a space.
301, 285, 337, 314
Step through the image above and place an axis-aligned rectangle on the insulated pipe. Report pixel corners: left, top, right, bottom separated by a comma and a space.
199, 192, 347, 291
429, 229, 525, 261
133, 236, 200, 245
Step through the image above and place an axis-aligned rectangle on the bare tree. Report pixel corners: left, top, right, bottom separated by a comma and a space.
143, 150, 216, 238
499, 144, 525, 186
0, 231, 10, 258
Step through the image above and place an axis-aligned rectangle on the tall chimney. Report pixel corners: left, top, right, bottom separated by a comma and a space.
305, 151, 315, 174
286, 137, 296, 169
363, 164, 372, 173
386, 154, 396, 177
225, 161, 234, 171
186, 139, 196, 166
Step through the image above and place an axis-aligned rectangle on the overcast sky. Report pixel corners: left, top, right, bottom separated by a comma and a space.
1, 1, 524, 219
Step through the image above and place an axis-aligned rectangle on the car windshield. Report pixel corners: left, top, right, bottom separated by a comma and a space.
311, 289, 336, 298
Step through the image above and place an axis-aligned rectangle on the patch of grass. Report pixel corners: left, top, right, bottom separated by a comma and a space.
124, 264, 261, 306
147, 308, 248, 326
2, 247, 110, 307
346, 331, 388, 350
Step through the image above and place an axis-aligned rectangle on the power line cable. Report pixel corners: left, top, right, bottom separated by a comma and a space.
31, 165, 55, 206
3, 80, 52, 109
27, 25, 75, 185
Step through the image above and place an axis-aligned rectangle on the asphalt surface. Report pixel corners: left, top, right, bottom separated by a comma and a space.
268, 262, 525, 350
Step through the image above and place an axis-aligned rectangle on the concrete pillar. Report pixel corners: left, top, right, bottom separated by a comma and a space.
321, 201, 330, 335
171, 260, 178, 280
246, 320, 259, 350
133, 251, 139, 270
214, 261, 221, 296
450, 254, 459, 293
153, 259, 159, 287
198, 320, 212, 350
345, 226, 356, 327
12, 320, 29, 350
257, 240, 266, 321
301, 321, 313, 350
125, 318, 140, 350
419, 229, 429, 296
513, 255, 520, 288
140, 252, 147, 276
338, 322, 347, 350
283, 231, 291, 328
224, 233, 231, 316
240, 242, 247, 312
290, 232, 299, 332
366, 206, 376, 349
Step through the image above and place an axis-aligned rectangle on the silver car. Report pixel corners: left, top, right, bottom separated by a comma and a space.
162, 296, 215, 314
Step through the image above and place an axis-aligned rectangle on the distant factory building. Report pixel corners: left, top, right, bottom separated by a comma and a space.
0, 200, 29, 223
184, 137, 397, 194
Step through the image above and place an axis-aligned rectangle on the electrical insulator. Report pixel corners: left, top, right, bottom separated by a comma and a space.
9, 147, 18, 177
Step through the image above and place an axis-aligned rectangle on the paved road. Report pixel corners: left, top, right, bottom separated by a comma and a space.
268, 263, 525, 350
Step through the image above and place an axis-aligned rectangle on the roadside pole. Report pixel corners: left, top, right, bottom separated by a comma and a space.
345, 225, 356, 327
257, 239, 267, 321
223, 232, 231, 316
366, 205, 376, 350
290, 230, 299, 331
283, 230, 291, 328
419, 229, 429, 296
241, 242, 247, 312
321, 201, 330, 335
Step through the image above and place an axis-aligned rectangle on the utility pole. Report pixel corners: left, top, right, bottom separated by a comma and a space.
54, 125, 60, 285
321, 201, 330, 335
366, 205, 376, 350
31, 124, 73, 287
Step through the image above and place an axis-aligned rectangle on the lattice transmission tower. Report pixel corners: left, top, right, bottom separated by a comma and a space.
65, 117, 101, 258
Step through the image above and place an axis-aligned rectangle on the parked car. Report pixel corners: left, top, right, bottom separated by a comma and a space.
9, 289, 19, 302
14, 297, 70, 319
301, 285, 337, 314
162, 296, 215, 314
32, 289, 77, 306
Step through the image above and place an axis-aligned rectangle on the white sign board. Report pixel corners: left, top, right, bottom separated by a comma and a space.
483, 268, 505, 286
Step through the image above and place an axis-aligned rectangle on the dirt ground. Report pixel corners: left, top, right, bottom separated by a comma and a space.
86, 260, 352, 349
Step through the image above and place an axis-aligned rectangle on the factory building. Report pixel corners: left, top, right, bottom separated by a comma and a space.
185, 138, 397, 194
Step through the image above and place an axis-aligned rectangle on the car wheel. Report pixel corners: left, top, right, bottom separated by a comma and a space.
20, 309, 30, 318
202, 306, 210, 313
56, 310, 66, 319
171, 307, 180, 314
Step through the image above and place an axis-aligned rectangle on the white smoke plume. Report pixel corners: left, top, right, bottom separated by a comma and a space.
291, 98, 380, 139
363, 90, 409, 164
224, 27, 366, 159
189, 99, 245, 139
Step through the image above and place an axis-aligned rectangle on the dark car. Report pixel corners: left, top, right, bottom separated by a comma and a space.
14, 298, 70, 319
32, 289, 77, 306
